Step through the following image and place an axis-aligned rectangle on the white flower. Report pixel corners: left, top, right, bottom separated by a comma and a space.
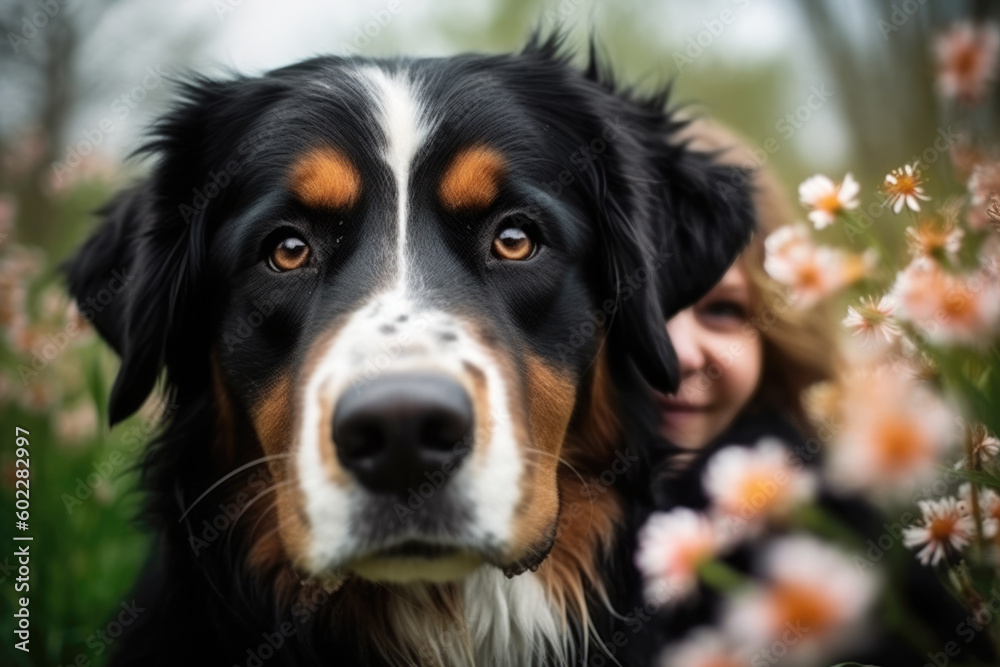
703, 439, 817, 531
763, 223, 812, 262
799, 173, 860, 229
723, 536, 878, 664
825, 368, 954, 498
842, 295, 901, 348
883, 163, 932, 213
905, 218, 964, 263
635, 508, 727, 605
763, 225, 870, 308
954, 425, 1000, 472
902, 496, 976, 566
658, 628, 746, 667
971, 486, 1000, 538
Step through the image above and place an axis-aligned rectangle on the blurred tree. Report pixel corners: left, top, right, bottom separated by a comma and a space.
796, 0, 1000, 189
0, 0, 208, 253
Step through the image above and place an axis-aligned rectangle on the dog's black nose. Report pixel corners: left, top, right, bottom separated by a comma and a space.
332, 372, 474, 494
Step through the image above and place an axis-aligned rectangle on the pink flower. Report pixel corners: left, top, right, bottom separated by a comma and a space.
763, 225, 869, 308
935, 22, 1000, 105
702, 439, 817, 532
635, 508, 728, 605
723, 536, 877, 663
54, 401, 98, 447
825, 368, 953, 497
891, 260, 1000, 345
968, 161, 1000, 230
905, 218, 964, 264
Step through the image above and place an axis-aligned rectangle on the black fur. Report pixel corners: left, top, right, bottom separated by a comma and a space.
64, 31, 755, 667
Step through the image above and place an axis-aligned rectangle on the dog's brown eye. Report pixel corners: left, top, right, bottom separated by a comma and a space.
269, 236, 310, 271
492, 227, 534, 261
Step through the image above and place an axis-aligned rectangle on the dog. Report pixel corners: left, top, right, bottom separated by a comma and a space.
65, 30, 755, 667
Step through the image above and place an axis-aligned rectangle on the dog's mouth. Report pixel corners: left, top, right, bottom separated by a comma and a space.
345, 539, 485, 583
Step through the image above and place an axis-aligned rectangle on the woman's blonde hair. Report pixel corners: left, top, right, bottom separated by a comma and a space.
678, 118, 841, 434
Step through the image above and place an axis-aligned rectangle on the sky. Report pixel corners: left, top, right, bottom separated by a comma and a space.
61, 0, 850, 173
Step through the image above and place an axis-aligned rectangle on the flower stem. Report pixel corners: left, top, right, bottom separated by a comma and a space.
697, 559, 747, 594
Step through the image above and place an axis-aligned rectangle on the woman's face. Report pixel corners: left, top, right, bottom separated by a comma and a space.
658, 262, 764, 449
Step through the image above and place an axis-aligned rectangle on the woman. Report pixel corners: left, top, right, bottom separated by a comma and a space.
653, 119, 838, 481
648, 121, 990, 667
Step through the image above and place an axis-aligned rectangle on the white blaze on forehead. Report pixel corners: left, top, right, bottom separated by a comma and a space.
294, 66, 528, 574
355, 65, 428, 291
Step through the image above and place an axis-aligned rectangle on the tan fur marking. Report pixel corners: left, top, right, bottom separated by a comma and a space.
536, 475, 623, 631
206, 355, 315, 603
251, 372, 294, 455
247, 320, 351, 583
438, 145, 506, 212
463, 361, 492, 460
508, 354, 577, 557
288, 147, 362, 210
536, 342, 624, 635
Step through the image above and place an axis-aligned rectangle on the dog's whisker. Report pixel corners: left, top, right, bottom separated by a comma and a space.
247, 495, 281, 544
178, 453, 292, 522
223, 480, 296, 555
520, 446, 596, 537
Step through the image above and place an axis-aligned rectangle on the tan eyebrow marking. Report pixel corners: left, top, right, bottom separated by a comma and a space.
438, 145, 506, 213
288, 147, 362, 210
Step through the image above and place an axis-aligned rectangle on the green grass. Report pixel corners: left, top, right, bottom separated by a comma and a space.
1, 177, 153, 667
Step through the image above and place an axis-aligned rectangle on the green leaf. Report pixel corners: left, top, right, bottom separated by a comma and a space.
948, 467, 1000, 490
86, 352, 107, 430
696, 559, 747, 593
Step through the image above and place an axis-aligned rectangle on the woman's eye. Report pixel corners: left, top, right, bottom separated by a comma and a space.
700, 300, 748, 321
269, 236, 310, 271
492, 225, 535, 261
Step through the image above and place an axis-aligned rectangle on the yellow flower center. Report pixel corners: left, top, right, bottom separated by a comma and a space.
796, 263, 823, 289
875, 417, 925, 471
885, 168, 926, 200
817, 190, 842, 214
771, 583, 838, 637
733, 472, 783, 516
942, 284, 976, 321
928, 515, 958, 542
894, 175, 917, 195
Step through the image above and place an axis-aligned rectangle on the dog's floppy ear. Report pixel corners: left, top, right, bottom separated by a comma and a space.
562, 36, 756, 394
63, 75, 284, 425
65, 172, 187, 426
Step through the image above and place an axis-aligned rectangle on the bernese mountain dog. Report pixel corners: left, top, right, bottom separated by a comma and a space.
65, 31, 755, 667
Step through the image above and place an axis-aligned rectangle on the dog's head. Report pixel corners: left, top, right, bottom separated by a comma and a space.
65, 32, 753, 655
